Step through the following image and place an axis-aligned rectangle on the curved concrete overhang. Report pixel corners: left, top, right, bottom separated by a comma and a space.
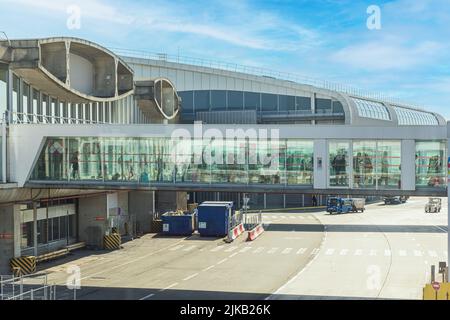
0, 37, 134, 103
135, 77, 181, 121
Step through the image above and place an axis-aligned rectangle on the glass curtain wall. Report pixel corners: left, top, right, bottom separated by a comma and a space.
31, 137, 314, 186
416, 141, 447, 188
329, 141, 350, 187
352, 141, 401, 189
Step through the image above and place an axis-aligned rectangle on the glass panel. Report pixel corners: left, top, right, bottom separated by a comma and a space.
352, 98, 390, 120
297, 96, 311, 112
329, 141, 349, 187
179, 91, 193, 112
315, 98, 331, 114
248, 138, 283, 184
353, 141, 376, 189
69, 137, 103, 181
227, 91, 243, 110
377, 141, 401, 189
279, 95, 296, 111
261, 93, 277, 112
161, 80, 176, 117
32, 138, 68, 180
395, 106, 438, 125
416, 141, 446, 188
286, 140, 314, 185
210, 90, 226, 110
194, 90, 210, 111
244, 92, 260, 111
332, 101, 344, 114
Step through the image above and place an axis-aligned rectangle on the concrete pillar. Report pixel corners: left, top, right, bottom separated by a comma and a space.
401, 140, 416, 191
0, 204, 21, 274
78, 194, 107, 249
129, 191, 154, 234
33, 202, 37, 256
313, 139, 327, 189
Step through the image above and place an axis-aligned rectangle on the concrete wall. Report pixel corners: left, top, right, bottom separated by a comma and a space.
156, 191, 187, 213
129, 191, 154, 234
78, 194, 107, 249
69, 53, 94, 95
0, 204, 20, 274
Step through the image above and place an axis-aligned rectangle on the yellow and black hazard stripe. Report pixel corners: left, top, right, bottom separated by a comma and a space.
104, 233, 121, 250
10, 256, 36, 276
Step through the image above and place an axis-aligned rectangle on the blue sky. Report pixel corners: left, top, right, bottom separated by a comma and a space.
1, 0, 449, 118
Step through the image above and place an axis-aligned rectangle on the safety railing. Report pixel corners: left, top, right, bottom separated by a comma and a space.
110, 47, 426, 109
10, 111, 108, 125
242, 211, 262, 231
0, 272, 54, 300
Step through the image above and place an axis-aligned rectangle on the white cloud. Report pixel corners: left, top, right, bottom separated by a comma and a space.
0, 0, 320, 52
331, 40, 443, 71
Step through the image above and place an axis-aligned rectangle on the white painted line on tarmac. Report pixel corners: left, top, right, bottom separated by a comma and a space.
229, 252, 239, 258
282, 248, 293, 254
289, 216, 295, 219
183, 273, 199, 281
169, 245, 183, 251
210, 246, 225, 252
340, 249, 349, 256
139, 293, 155, 300
384, 249, 391, 256
225, 246, 238, 252
253, 247, 264, 253
399, 250, 407, 257
183, 245, 197, 252
369, 250, 377, 256
78, 238, 187, 282
414, 250, 423, 257
325, 249, 335, 256
202, 265, 215, 272
296, 248, 307, 255
353, 249, 362, 256
160, 282, 178, 292
268, 248, 279, 254
239, 247, 252, 253
311, 248, 320, 255
217, 258, 228, 265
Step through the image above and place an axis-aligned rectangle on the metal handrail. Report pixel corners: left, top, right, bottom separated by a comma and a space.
110, 47, 427, 109
11, 111, 108, 125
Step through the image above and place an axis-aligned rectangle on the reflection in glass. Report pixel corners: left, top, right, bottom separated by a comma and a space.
416, 141, 446, 188
329, 142, 349, 187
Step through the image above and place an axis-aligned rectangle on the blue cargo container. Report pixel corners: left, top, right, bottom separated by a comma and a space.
197, 201, 234, 237
161, 213, 194, 236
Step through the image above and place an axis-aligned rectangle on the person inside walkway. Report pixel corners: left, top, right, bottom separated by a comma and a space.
312, 195, 317, 206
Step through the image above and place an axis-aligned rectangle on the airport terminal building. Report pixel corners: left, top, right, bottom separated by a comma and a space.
0, 37, 448, 273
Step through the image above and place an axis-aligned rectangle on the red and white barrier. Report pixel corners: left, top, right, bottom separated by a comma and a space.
247, 224, 264, 241
228, 223, 245, 241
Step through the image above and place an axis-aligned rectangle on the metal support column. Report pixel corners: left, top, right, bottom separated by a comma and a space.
33, 202, 38, 257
